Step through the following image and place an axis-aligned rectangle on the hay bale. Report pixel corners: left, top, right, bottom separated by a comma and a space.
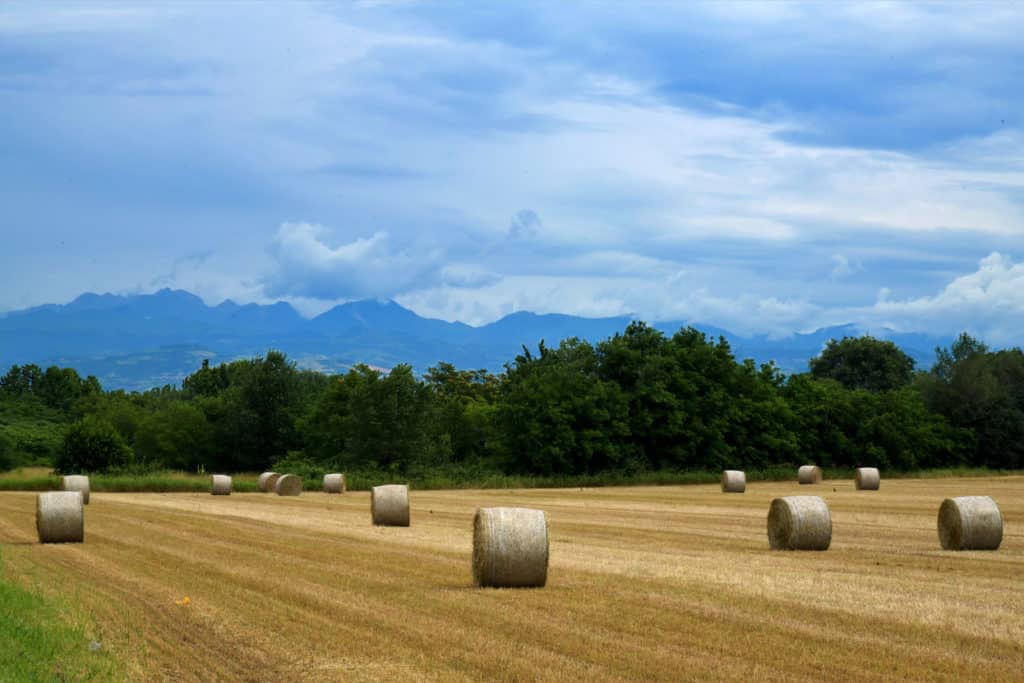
797, 465, 823, 485
36, 491, 84, 543
721, 470, 746, 493
473, 507, 548, 588
767, 496, 831, 550
854, 467, 880, 491
211, 475, 232, 496
371, 484, 409, 526
275, 474, 302, 496
257, 472, 281, 493
323, 473, 346, 494
61, 475, 90, 505
938, 496, 1003, 550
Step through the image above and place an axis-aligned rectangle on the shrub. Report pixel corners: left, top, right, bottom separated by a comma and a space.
54, 417, 132, 474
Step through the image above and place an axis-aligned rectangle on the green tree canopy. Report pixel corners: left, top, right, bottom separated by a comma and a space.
55, 416, 132, 473
809, 335, 915, 392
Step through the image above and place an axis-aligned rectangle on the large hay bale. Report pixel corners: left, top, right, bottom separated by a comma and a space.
854, 467, 880, 491
721, 470, 746, 493
797, 465, 823, 485
767, 496, 831, 550
37, 491, 84, 543
275, 474, 302, 496
938, 496, 1003, 550
371, 484, 409, 526
61, 475, 90, 505
257, 472, 281, 493
323, 473, 346, 494
211, 474, 232, 496
473, 507, 548, 588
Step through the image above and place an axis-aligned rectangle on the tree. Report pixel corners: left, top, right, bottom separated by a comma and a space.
498, 338, 630, 475
424, 362, 500, 466
920, 337, 1024, 469
809, 336, 915, 392
134, 403, 213, 470
300, 364, 441, 473
932, 332, 988, 383
0, 431, 15, 471
55, 416, 132, 473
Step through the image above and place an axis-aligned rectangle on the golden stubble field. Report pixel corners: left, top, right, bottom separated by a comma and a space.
1, 477, 1022, 682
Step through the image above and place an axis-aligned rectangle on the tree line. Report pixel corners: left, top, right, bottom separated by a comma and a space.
1, 324, 1021, 477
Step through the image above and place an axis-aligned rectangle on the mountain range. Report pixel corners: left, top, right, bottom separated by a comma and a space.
0, 289, 950, 391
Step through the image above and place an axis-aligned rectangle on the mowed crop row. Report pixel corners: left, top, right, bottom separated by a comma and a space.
1, 477, 1022, 681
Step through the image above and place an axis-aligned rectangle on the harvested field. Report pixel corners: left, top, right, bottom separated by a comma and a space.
0, 476, 1022, 681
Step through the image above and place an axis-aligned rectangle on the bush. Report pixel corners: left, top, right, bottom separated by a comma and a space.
54, 417, 132, 474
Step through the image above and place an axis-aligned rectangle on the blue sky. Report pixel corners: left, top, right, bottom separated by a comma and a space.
2, 2, 1024, 341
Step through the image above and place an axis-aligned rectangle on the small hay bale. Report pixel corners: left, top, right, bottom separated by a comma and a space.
37, 491, 84, 543
257, 472, 281, 493
211, 475, 232, 496
323, 473, 346, 494
61, 475, 90, 505
721, 470, 746, 493
371, 484, 409, 526
797, 465, 823, 485
275, 474, 302, 496
767, 496, 831, 550
473, 507, 548, 588
938, 496, 1003, 551
854, 467, 880, 491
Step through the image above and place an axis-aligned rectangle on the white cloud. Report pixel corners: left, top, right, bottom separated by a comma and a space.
854, 252, 1024, 343
830, 254, 863, 280
262, 222, 444, 300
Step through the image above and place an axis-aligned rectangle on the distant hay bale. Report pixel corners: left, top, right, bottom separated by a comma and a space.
61, 475, 90, 505
767, 496, 831, 550
721, 470, 746, 493
257, 472, 281, 493
938, 496, 1003, 551
797, 465, 823, 485
854, 467, 880, 491
275, 474, 302, 496
473, 507, 549, 588
211, 475, 232, 496
36, 491, 84, 543
323, 473, 346, 494
371, 484, 409, 526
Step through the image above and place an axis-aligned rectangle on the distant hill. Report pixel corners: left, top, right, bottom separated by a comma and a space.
0, 289, 950, 391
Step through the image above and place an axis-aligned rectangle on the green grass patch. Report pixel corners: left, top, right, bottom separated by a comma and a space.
0, 558, 123, 681
1, 465, 1021, 494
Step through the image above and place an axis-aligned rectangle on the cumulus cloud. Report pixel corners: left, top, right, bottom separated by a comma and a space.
261, 222, 444, 300
854, 252, 1024, 343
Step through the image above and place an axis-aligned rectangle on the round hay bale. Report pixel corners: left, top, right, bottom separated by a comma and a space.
473, 507, 548, 588
211, 474, 232, 496
371, 484, 409, 526
767, 496, 831, 550
854, 467, 880, 491
938, 496, 1003, 551
257, 472, 281, 493
721, 470, 746, 493
275, 474, 302, 496
61, 475, 90, 505
37, 491, 84, 543
323, 473, 346, 494
797, 465, 823, 485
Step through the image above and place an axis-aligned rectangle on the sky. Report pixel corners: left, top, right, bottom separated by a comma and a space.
2, 1, 1024, 342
